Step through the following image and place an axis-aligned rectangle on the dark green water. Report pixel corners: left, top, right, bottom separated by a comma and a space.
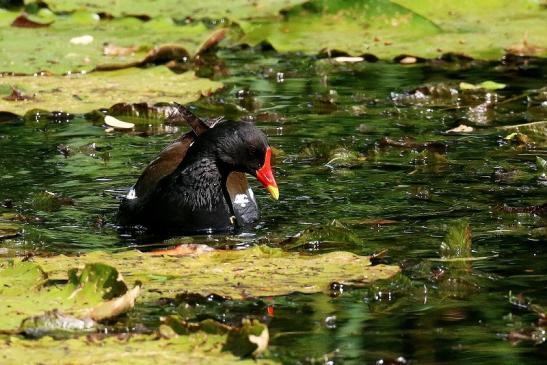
1, 51, 546, 364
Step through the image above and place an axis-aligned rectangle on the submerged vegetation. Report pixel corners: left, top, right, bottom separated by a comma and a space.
1, 0, 546, 364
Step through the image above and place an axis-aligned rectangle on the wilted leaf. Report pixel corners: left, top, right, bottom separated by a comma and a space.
11, 13, 52, 28
446, 124, 474, 133
87, 285, 140, 321
195, 28, 229, 56
104, 115, 135, 130
223, 319, 269, 358
149, 244, 215, 256
0, 67, 223, 114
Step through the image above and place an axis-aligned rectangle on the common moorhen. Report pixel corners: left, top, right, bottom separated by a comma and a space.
118, 104, 279, 234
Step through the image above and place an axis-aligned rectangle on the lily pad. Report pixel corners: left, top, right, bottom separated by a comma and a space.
34, 0, 308, 20
0, 260, 135, 331
33, 246, 400, 300
236, 0, 547, 59
0, 11, 220, 74
0, 67, 223, 114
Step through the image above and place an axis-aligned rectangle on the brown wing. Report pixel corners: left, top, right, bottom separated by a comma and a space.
133, 132, 194, 198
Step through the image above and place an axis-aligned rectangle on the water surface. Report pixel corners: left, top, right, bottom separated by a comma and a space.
1, 52, 546, 364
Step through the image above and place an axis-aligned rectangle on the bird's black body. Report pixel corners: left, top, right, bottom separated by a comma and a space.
118, 114, 272, 234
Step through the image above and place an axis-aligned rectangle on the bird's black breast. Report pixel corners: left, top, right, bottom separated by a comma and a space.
119, 160, 235, 234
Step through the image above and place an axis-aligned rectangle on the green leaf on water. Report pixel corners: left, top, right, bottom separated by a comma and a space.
440, 219, 472, 259
0, 67, 223, 114
32, 0, 308, 20
237, 0, 440, 58
498, 121, 547, 147
235, 0, 547, 60
459, 81, 506, 91
537, 156, 547, 172
0, 11, 220, 74
281, 221, 362, 250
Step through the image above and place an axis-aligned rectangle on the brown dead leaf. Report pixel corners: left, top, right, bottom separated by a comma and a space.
11, 14, 51, 28
141, 45, 190, 65
3, 87, 34, 101
446, 124, 474, 133
149, 244, 215, 257
399, 56, 417, 64
88, 285, 141, 322
103, 43, 138, 56
194, 28, 228, 57
505, 33, 547, 56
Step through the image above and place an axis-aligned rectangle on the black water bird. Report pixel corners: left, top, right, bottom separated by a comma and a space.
118, 104, 279, 234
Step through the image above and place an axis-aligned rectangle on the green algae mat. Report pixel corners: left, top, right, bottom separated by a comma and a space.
0, 333, 278, 365
0, 68, 223, 114
32, 246, 400, 301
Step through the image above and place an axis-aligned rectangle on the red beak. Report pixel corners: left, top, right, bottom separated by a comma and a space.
255, 147, 279, 200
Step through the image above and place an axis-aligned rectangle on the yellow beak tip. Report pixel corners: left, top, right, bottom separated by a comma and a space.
266, 186, 279, 200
